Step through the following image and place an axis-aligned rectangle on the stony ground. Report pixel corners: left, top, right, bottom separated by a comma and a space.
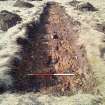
0, 0, 105, 105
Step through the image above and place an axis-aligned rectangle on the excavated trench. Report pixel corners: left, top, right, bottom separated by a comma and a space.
10, 2, 95, 95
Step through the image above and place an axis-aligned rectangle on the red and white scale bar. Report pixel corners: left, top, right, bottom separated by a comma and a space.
27, 73, 75, 76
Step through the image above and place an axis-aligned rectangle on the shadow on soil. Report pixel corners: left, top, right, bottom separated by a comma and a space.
9, 3, 58, 93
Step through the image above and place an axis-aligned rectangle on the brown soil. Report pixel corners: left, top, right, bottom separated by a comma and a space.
10, 2, 95, 95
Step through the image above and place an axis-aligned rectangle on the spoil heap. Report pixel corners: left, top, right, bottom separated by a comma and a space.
11, 2, 95, 95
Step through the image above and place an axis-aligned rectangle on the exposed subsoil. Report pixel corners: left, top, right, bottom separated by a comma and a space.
10, 2, 95, 95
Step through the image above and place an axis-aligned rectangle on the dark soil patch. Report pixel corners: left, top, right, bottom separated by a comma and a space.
96, 23, 105, 34
10, 2, 95, 95
0, 81, 7, 94
77, 2, 98, 12
0, 10, 22, 31
100, 47, 105, 59
14, 0, 34, 8
68, 0, 81, 7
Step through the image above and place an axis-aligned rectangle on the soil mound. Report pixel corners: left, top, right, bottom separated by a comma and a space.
10, 2, 95, 95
